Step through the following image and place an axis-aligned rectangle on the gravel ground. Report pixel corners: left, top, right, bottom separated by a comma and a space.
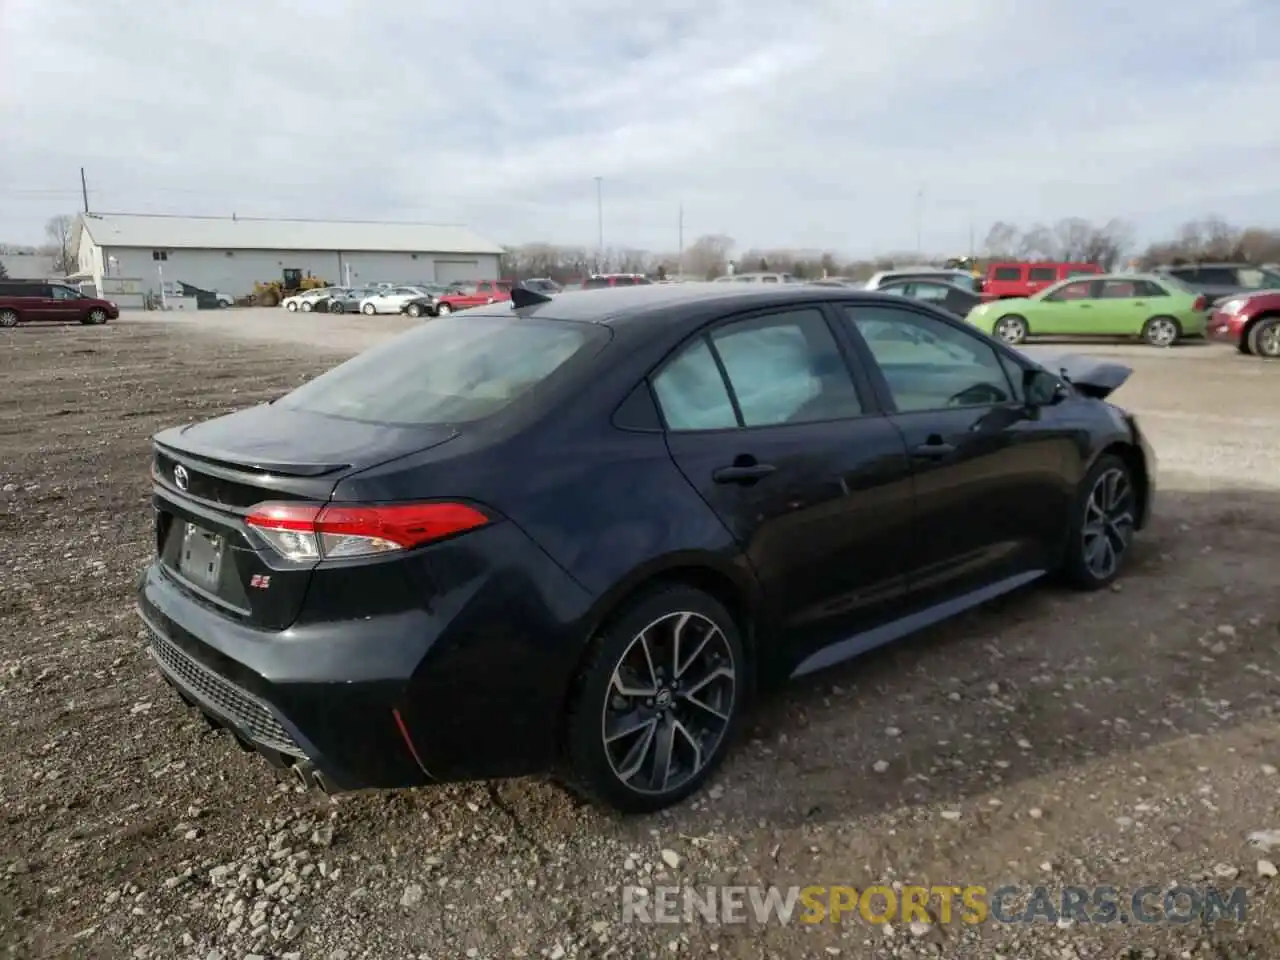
2, 314, 1279, 960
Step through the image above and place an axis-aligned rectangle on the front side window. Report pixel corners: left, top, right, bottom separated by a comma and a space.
841, 305, 1014, 413
1028, 267, 1057, 282
992, 266, 1022, 282
1044, 280, 1093, 302
278, 315, 599, 425
50, 285, 81, 300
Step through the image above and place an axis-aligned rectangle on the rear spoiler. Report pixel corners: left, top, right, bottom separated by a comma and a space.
1032, 353, 1133, 400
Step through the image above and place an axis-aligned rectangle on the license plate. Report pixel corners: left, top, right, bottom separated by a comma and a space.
178, 522, 224, 592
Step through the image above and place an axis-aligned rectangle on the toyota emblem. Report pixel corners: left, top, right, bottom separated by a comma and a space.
173, 464, 189, 491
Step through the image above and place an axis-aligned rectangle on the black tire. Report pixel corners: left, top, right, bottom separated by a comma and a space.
437, 302, 453, 316
993, 314, 1028, 345
301, 301, 313, 313
1141, 315, 1180, 347
0, 309, 18, 328
407, 303, 422, 318
81, 308, 107, 325
331, 302, 344, 314
286, 301, 298, 312
1248, 317, 1280, 358
1060, 453, 1138, 591
560, 584, 745, 814
361, 303, 376, 315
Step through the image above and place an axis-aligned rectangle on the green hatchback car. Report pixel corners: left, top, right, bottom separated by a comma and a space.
968, 273, 1209, 347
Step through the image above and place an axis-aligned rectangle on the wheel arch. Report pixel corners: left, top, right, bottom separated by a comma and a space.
555, 554, 762, 746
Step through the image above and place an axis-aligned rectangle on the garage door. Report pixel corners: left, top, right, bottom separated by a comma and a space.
434, 260, 479, 284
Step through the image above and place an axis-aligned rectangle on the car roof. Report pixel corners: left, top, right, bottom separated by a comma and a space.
467, 282, 915, 330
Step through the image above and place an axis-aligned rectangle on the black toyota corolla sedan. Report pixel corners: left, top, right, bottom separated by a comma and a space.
137, 283, 1155, 813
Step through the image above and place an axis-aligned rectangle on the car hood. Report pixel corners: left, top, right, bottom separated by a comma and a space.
1019, 350, 1132, 400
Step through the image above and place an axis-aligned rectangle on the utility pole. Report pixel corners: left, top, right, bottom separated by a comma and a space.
80, 167, 89, 213
594, 177, 604, 271
915, 187, 923, 255
677, 203, 684, 278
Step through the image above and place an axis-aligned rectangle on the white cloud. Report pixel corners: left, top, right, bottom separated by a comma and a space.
2, 0, 1278, 256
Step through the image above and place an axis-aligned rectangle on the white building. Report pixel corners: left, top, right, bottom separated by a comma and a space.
71, 213, 505, 297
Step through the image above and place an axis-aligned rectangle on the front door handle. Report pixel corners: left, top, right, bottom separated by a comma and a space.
912, 440, 955, 458
712, 463, 776, 483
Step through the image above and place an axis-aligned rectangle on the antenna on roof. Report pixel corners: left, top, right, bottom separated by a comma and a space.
510, 286, 554, 309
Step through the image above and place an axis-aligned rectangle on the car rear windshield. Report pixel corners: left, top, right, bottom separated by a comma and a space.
277, 315, 601, 425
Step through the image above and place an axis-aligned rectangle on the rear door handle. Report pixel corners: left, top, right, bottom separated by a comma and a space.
912, 440, 955, 458
712, 463, 776, 483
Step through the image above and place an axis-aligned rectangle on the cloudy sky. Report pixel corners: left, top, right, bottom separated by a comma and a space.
2, 0, 1278, 257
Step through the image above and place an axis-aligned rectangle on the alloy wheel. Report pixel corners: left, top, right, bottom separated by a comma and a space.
0, 309, 17, 327
438, 303, 452, 315
1145, 317, 1178, 346
89, 309, 106, 324
1256, 321, 1280, 358
995, 317, 1025, 344
601, 611, 736, 796
1081, 467, 1135, 580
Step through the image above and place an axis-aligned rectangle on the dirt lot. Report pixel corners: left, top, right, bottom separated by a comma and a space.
2, 312, 1279, 960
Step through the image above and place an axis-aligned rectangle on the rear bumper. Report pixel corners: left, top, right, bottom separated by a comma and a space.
135, 519, 596, 792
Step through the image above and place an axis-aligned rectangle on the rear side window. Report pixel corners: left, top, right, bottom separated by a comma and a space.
583, 277, 610, 289
1097, 280, 1136, 298
1028, 267, 1057, 282
652, 308, 863, 431
992, 267, 1021, 281
710, 310, 862, 426
278, 316, 600, 425
1195, 267, 1239, 285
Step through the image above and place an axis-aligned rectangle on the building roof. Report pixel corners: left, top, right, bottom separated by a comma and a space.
74, 213, 506, 256
0, 253, 59, 279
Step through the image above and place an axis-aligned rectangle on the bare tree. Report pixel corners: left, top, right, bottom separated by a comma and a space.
982, 221, 1020, 258
44, 215, 75, 275
0, 259, 8, 280
682, 234, 734, 279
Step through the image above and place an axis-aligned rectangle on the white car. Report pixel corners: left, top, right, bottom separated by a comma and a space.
282, 288, 338, 312
359, 286, 427, 315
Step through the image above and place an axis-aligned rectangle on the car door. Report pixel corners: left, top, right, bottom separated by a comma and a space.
837, 301, 1078, 608
1025, 265, 1058, 297
1030, 279, 1094, 335
1092, 278, 1147, 335
47, 284, 85, 321
651, 305, 916, 669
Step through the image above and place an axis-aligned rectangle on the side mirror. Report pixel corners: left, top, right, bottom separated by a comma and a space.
1024, 368, 1066, 406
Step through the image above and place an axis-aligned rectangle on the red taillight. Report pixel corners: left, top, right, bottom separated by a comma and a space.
245, 501, 490, 561
1193, 295, 1208, 312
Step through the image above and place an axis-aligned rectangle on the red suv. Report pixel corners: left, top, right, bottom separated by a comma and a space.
581, 274, 652, 288
0, 280, 119, 327
1206, 291, 1280, 358
981, 261, 1103, 300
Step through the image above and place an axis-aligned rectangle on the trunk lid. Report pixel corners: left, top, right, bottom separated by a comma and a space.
150, 403, 458, 629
